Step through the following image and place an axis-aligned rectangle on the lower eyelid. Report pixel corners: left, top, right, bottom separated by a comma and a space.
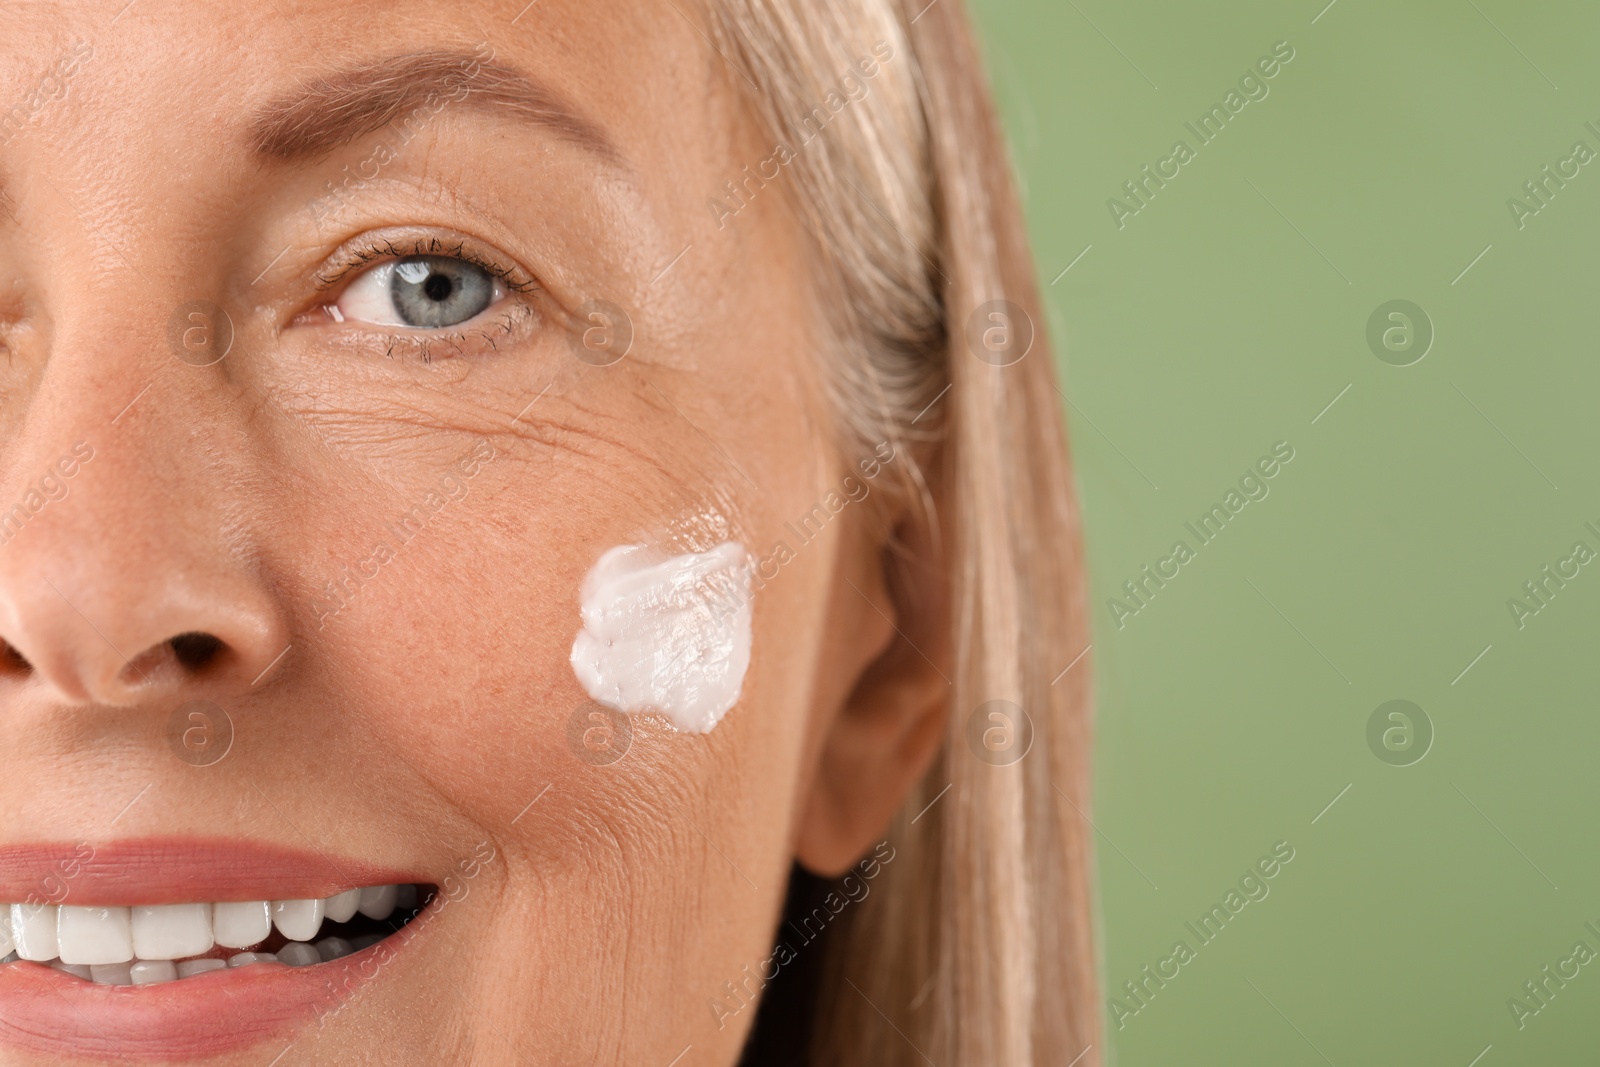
354, 303, 537, 363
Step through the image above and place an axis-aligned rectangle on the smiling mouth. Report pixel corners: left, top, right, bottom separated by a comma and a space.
0, 884, 432, 986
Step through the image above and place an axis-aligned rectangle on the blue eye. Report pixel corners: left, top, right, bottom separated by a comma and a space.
335, 255, 502, 329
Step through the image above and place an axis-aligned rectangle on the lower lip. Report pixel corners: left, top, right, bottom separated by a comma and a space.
0, 920, 423, 1061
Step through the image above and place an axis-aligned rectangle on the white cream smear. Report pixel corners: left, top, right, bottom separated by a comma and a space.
569, 541, 754, 734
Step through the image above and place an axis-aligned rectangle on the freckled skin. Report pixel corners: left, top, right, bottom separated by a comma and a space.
0, 2, 905, 1064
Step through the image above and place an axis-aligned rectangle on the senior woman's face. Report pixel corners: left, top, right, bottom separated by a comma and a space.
0, 2, 938, 1063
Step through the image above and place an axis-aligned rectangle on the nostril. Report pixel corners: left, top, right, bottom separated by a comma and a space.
0, 639, 31, 675
169, 632, 224, 671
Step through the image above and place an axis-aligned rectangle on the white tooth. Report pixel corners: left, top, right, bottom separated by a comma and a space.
212, 902, 271, 949
394, 885, 418, 912
356, 885, 398, 921
131, 904, 213, 961
271, 899, 325, 943
323, 889, 361, 924
0, 951, 16, 964
51, 961, 92, 980
129, 960, 178, 985
57, 906, 134, 966
314, 936, 353, 962
0, 907, 12, 957
11, 904, 59, 961
276, 942, 319, 967
176, 958, 226, 978
228, 951, 276, 967
90, 962, 133, 986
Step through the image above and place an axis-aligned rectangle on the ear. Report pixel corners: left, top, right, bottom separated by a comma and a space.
794, 490, 950, 877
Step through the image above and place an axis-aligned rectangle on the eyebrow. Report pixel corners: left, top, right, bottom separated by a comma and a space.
247, 50, 621, 167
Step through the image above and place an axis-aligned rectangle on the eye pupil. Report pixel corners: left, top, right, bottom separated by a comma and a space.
423, 273, 455, 302
388, 255, 494, 329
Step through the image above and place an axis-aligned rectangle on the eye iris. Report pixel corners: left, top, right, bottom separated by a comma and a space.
390, 256, 494, 329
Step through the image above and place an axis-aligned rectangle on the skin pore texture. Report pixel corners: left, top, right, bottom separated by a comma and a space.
0, 1, 955, 1064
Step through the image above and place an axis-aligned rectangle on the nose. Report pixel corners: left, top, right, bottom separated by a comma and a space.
0, 350, 288, 708
2, 563, 287, 707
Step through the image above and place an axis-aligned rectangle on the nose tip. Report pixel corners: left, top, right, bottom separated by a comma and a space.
0, 576, 288, 707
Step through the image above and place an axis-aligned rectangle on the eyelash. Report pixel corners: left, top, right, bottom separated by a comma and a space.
312, 234, 541, 363
373, 305, 535, 363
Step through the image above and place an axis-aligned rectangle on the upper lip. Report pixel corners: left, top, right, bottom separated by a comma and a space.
0, 838, 425, 904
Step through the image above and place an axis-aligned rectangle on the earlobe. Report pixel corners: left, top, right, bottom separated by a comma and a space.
795, 508, 949, 878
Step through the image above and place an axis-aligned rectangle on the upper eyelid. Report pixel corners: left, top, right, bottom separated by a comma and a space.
312, 233, 538, 294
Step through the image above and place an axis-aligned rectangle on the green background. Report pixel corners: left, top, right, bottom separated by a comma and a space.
971, 0, 1600, 1062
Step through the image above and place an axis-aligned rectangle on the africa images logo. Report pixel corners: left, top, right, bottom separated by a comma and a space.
1107, 441, 1295, 629
1108, 841, 1297, 1029
1105, 40, 1296, 229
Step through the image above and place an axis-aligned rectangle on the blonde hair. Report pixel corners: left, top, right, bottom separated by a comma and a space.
708, 2, 1099, 1064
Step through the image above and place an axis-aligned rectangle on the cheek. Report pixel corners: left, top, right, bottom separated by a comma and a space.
263, 277, 834, 1028
293, 415, 809, 830
570, 541, 753, 735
